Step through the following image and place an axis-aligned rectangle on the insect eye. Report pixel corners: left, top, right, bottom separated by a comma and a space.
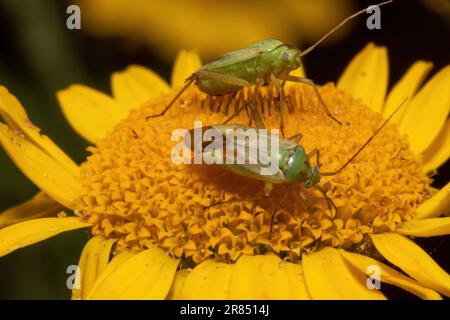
281, 52, 291, 63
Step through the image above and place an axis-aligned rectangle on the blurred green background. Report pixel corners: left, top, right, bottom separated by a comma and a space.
0, 0, 448, 299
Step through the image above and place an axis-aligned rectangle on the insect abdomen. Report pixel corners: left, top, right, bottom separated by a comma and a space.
197, 56, 271, 95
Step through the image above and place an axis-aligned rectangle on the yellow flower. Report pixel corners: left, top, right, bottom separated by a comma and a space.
76, 0, 354, 61
1, 44, 450, 300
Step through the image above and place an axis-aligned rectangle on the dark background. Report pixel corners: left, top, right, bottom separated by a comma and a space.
0, 0, 448, 299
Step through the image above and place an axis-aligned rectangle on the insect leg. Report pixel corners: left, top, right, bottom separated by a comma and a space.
314, 185, 337, 218
146, 75, 197, 119
270, 74, 286, 136
222, 103, 248, 124
199, 70, 265, 128
278, 74, 342, 126
281, 80, 292, 113
306, 149, 337, 215
248, 78, 266, 129
270, 185, 292, 232
307, 148, 320, 167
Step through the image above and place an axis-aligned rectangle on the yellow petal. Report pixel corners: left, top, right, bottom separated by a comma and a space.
283, 261, 311, 300
422, 119, 450, 172
111, 65, 170, 110
72, 236, 117, 300
371, 233, 450, 297
86, 247, 179, 299
171, 50, 202, 88
0, 192, 63, 228
0, 86, 78, 176
57, 85, 128, 144
228, 255, 310, 299
86, 250, 137, 296
398, 65, 450, 154
285, 65, 307, 90
383, 61, 433, 121
0, 217, 91, 257
337, 43, 388, 113
414, 182, 450, 219
340, 250, 441, 300
290, 65, 306, 78
167, 269, 190, 300
181, 259, 234, 299
397, 217, 450, 237
0, 124, 82, 208
84, 250, 137, 298
302, 247, 385, 299
228, 255, 264, 299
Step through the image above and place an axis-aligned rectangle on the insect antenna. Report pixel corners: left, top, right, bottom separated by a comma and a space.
321, 98, 407, 177
300, 0, 393, 58
146, 74, 197, 120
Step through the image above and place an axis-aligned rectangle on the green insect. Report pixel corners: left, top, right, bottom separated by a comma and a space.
186, 100, 405, 229
148, 1, 393, 133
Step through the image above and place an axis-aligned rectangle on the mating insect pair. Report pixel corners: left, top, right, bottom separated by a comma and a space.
147, 1, 393, 135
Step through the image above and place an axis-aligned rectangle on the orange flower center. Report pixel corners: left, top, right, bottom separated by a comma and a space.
76, 83, 433, 265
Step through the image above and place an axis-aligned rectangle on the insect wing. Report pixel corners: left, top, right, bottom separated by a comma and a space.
206, 47, 263, 69
213, 125, 286, 182
186, 126, 228, 164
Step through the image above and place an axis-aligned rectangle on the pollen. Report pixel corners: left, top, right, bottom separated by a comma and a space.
76, 83, 434, 264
